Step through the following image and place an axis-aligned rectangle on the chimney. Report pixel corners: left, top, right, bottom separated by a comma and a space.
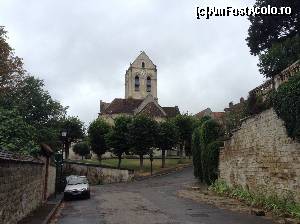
240, 97, 245, 103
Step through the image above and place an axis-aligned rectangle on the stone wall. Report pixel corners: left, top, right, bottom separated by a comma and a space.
0, 160, 45, 224
64, 161, 134, 185
46, 165, 56, 199
219, 108, 300, 202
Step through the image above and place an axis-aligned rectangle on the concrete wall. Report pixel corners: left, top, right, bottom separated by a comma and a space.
0, 160, 45, 224
64, 162, 134, 185
219, 108, 300, 202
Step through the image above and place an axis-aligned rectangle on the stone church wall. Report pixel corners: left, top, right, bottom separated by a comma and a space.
219, 108, 300, 202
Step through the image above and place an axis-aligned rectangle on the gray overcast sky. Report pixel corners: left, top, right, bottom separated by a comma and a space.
0, 0, 265, 125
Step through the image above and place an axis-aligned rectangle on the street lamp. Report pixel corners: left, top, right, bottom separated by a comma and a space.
61, 130, 67, 159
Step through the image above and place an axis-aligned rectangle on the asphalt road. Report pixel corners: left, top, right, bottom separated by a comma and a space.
56, 167, 274, 224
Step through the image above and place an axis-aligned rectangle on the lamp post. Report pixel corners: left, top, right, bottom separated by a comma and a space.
150, 150, 153, 176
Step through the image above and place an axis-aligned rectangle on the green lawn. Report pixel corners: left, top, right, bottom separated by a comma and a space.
81, 158, 192, 174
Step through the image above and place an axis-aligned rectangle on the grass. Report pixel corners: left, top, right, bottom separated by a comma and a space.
209, 180, 300, 220
80, 158, 192, 174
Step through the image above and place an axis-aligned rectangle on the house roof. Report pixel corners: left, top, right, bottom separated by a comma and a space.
103, 98, 144, 114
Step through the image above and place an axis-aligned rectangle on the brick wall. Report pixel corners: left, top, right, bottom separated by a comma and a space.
219, 108, 300, 202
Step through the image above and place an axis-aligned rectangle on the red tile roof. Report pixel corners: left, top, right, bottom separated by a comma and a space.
103, 98, 143, 114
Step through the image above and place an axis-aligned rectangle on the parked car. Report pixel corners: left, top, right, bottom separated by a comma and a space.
64, 175, 90, 200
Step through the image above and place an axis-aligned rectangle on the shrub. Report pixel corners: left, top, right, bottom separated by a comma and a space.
272, 72, 300, 141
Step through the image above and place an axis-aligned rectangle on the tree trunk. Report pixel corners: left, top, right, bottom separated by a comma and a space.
179, 143, 183, 159
139, 155, 144, 171
98, 154, 102, 164
117, 155, 122, 169
161, 149, 166, 168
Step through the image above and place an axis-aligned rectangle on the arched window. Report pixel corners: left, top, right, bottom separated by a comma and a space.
142, 62, 145, 68
135, 75, 140, 91
146, 76, 151, 92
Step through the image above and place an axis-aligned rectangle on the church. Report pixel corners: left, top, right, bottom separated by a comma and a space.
99, 51, 180, 123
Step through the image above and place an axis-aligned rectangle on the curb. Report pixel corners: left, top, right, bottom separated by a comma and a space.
133, 164, 192, 181
42, 196, 63, 224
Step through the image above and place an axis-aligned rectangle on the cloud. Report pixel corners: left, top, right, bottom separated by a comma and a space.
0, 0, 264, 124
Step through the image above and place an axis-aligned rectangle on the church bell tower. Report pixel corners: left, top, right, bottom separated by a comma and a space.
125, 51, 158, 100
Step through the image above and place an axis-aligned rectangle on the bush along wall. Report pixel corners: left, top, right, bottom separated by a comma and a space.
272, 72, 300, 142
192, 118, 224, 185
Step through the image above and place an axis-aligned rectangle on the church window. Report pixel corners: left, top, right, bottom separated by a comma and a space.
146, 76, 151, 92
135, 75, 140, 91
142, 62, 145, 68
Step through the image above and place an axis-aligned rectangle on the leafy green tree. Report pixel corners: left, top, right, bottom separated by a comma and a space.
61, 116, 85, 159
156, 120, 179, 168
73, 142, 90, 160
105, 116, 132, 169
88, 118, 111, 163
0, 107, 39, 155
173, 114, 194, 158
246, 0, 300, 56
128, 115, 157, 170
0, 26, 26, 103
258, 36, 300, 78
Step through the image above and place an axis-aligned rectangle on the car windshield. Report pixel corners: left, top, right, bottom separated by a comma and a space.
67, 177, 87, 185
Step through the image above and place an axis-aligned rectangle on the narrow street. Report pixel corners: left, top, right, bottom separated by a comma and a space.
54, 167, 274, 224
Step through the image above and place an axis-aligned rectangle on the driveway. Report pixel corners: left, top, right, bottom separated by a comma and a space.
55, 167, 274, 224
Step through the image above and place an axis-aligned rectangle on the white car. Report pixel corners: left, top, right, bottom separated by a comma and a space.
64, 175, 90, 200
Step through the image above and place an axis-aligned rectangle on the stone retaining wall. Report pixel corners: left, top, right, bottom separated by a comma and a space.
64, 161, 134, 185
219, 108, 300, 202
0, 160, 45, 224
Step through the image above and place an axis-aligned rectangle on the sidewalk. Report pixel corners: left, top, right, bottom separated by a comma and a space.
19, 193, 63, 224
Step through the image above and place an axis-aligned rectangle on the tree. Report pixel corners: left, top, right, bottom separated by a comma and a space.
61, 116, 85, 159
173, 114, 194, 158
73, 142, 90, 160
156, 120, 179, 168
105, 116, 132, 169
128, 115, 157, 170
0, 107, 39, 155
0, 26, 26, 103
192, 126, 203, 181
258, 36, 300, 78
88, 118, 111, 163
246, 0, 300, 56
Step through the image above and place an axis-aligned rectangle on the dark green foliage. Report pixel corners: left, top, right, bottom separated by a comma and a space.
0, 107, 39, 155
192, 118, 224, 185
128, 115, 158, 170
246, 93, 266, 116
192, 127, 203, 181
202, 141, 223, 185
105, 116, 132, 168
200, 119, 223, 146
156, 119, 179, 168
246, 0, 300, 56
88, 118, 111, 162
173, 114, 194, 157
258, 36, 300, 78
272, 72, 300, 141
73, 142, 90, 160
0, 26, 25, 99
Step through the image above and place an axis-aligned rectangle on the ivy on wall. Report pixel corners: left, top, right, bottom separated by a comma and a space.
272, 72, 300, 141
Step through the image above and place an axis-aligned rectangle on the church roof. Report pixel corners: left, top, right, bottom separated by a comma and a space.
102, 98, 143, 115
101, 98, 179, 118
162, 106, 180, 118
